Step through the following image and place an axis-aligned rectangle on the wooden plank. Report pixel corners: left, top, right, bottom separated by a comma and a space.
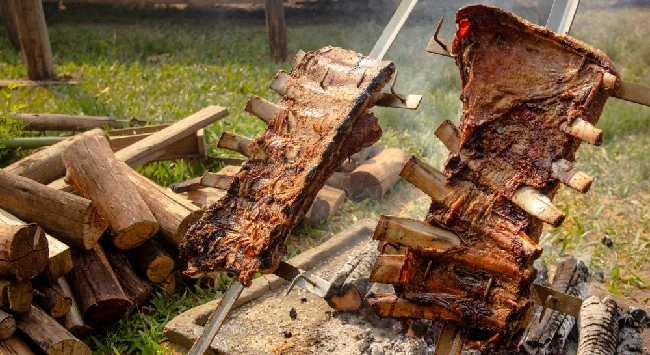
115, 105, 228, 167
12, 0, 54, 80
265, 0, 287, 62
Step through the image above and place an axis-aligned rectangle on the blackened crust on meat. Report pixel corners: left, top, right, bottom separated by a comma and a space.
409, 5, 617, 336
179, 47, 394, 286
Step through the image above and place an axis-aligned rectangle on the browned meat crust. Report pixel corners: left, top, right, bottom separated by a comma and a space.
369, 5, 618, 338
179, 47, 395, 286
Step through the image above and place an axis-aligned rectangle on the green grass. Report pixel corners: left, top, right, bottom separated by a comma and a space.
1, 3, 649, 354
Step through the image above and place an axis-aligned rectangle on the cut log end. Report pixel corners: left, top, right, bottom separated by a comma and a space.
111, 221, 159, 250
326, 288, 361, 312
50, 298, 72, 319
0, 278, 32, 313
0, 224, 49, 280
0, 310, 15, 341
147, 256, 175, 284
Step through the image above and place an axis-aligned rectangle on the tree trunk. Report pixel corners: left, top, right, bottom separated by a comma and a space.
0, 278, 31, 313
0, 310, 15, 341
53, 278, 93, 337
66, 245, 131, 327
325, 240, 380, 311
265, 0, 287, 62
15, 305, 91, 355
121, 162, 202, 246
345, 148, 408, 201
126, 239, 174, 283
12, 0, 54, 80
62, 134, 159, 250
577, 296, 619, 355
4, 129, 108, 185
0, 170, 107, 251
32, 278, 71, 319
102, 243, 153, 313
0, 222, 47, 281
0, 209, 72, 283
0, 0, 20, 50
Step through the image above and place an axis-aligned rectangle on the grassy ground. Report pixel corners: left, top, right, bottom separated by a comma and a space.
1, 2, 649, 354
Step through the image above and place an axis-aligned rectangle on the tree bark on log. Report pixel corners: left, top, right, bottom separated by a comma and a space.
0, 0, 20, 50
577, 296, 619, 355
0, 278, 31, 313
4, 129, 108, 185
0, 310, 15, 341
521, 258, 589, 354
180, 188, 226, 209
103, 244, 153, 313
66, 245, 131, 327
126, 239, 174, 284
121, 162, 202, 246
325, 240, 380, 311
0, 209, 72, 283
325, 171, 347, 191
62, 134, 159, 250
0, 223, 47, 281
15, 305, 91, 355
12, 0, 54, 80
345, 148, 408, 201
13, 113, 139, 131
32, 278, 71, 319
0, 336, 35, 355
53, 278, 93, 337
0, 170, 107, 251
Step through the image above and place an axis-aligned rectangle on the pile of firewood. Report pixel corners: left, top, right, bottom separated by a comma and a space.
0, 103, 407, 352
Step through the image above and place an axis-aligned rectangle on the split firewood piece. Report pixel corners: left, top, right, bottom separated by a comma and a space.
372, 215, 461, 251
345, 148, 408, 201
66, 245, 131, 326
434, 322, 468, 355
110, 130, 206, 163
3, 128, 107, 185
0, 170, 107, 251
103, 244, 154, 313
115, 105, 228, 167
0, 222, 47, 281
0, 336, 35, 354
170, 176, 202, 193
245, 94, 281, 125
15, 305, 91, 355
436, 120, 594, 194
510, 187, 565, 227
53, 278, 93, 337
0, 311, 15, 341
108, 124, 171, 136
32, 278, 71, 319
181, 188, 227, 209
325, 171, 347, 191
121, 163, 202, 246
0, 278, 31, 313
303, 186, 345, 226
521, 258, 589, 354
577, 296, 619, 355
217, 132, 253, 158
400, 156, 451, 200
559, 118, 603, 146
325, 240, 380, 311
551, 159, 593, 193
62, 134, 159, 250
200, 172, 235, 190
0, 209, 72, 283
126, 239, 174, 284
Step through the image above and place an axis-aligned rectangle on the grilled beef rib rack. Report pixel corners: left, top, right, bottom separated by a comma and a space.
367, 4, 619, 341
179, 46, 396, 286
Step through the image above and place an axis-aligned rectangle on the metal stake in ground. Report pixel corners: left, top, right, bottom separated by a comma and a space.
186, 1, 418, 354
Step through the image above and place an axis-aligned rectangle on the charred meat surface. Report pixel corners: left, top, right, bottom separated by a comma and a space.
369, 4, 618, 338
180, 47, 395, 286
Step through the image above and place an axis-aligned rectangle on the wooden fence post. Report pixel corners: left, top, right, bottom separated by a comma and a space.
0, 0, 20, 50
12, 0, 54, 80
265, 0, 287, 62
